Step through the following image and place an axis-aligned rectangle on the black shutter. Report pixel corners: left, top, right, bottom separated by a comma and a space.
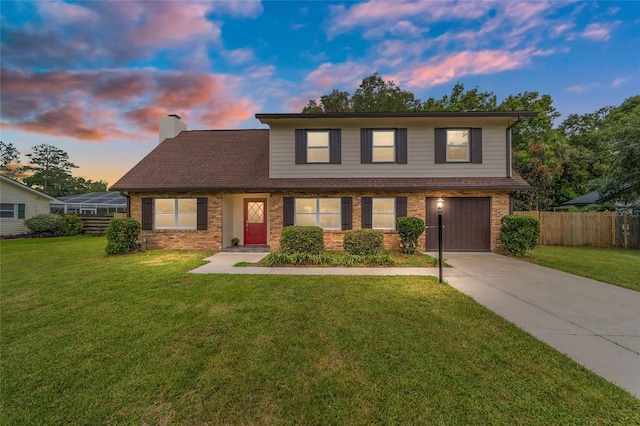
396, 128, 408, 164
17, 204, 25, 219
330, 129, 341, 164
435, 128, 447, 163
395, 197, 407, 218
283, 197, 294, 227
361, 197, 372, 228
471, 128, 483, 164
295, 129, 307, 164
341, 197, 352, 230
360, 128, 372, 164
197, 198, 208, 230
141, 198, 153, 230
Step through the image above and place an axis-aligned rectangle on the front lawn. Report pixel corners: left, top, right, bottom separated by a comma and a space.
2, 237, 638, 424
525, 245, 640, 292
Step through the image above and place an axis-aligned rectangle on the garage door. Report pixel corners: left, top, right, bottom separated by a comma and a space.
425, 197, 491, 252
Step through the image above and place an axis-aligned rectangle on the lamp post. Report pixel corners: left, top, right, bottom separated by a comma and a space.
437, 198, 444, 283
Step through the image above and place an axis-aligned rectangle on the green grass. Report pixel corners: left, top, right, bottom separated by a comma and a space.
2, 237, 638, 424
525, 246, 640, 292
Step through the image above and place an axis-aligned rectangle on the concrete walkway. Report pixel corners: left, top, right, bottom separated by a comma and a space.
190, 251, 640, 397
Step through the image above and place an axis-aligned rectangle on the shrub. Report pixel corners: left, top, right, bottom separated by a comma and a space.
500, 215, 540, 257
396, 216, 425, 254
343, 229, 384, 255
280, 226, 324, 254
105, 218, 141, 255
24, 214, 62, 235
60, 214, 84, 236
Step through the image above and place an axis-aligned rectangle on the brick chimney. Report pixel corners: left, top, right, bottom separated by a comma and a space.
159, 114, 187, 143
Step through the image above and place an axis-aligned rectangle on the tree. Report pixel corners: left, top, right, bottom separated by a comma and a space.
24, 144, 78, 196
0, 141, 23, 178
423, 82, 497, 111
302, 72, 422, 113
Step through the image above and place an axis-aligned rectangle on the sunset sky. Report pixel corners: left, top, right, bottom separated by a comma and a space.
1, 0, 638, 187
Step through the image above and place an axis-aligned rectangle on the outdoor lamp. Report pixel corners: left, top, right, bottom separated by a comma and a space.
436, 198, 444, 283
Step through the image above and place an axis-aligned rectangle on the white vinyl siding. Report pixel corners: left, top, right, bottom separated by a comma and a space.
295, 198, 341, 230
269, 118, 509, 178
155, 199, 197, 229
0, 177, 54, 236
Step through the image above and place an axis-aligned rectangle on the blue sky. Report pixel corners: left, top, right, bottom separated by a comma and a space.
1, 0, 638, 186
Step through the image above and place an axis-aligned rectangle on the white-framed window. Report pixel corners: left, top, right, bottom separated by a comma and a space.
295, 198, 341, 230
154, 199, 197, 229
306, 130, 330, 163
372, 130, 395, 162
372, 198, 395, 230
0, 203, 25, 219
446, 129, 470, 162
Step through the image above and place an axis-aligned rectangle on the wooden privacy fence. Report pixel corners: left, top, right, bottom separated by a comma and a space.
514, 211, 640, 249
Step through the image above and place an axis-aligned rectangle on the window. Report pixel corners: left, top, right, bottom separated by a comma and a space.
372, 130, 396, 162
435, 128, 482, 164
0, 203, 15, 219
154, 199, 197, 229
295, 129, 341, 164
306, 131, 329, 163
295, 198, 341, 230
447, 129, 470, 162
372, 198, 395, 229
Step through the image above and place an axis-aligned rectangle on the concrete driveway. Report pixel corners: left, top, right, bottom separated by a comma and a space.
440, 252, 640, 398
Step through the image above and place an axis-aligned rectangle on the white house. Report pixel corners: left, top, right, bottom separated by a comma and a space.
0, 174, 59, 236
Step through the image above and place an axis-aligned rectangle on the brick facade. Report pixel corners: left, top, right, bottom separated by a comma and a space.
129, 190, 511, 252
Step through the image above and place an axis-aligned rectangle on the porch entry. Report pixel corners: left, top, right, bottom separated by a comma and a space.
244, 198, 267, 245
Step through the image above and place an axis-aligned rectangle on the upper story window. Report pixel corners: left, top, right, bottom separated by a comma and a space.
155, 198, 197, 229
306, 131, 330, 163
0, 203, 25, 219
294, 198, 341, 230
372, 130, 396, 162
361, 128, 408, 164
295, 129, 341, 164
435, 128, 482, 164
446, 129, 470, 162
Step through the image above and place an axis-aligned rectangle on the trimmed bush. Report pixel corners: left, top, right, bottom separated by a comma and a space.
280, 226, 324, 254
24, 214, 62, 235
343, 229, 384, 255
105, 218, 141, 255
60, 214, 84, 236
500, 215, 540, 257
396, 216, 425, 254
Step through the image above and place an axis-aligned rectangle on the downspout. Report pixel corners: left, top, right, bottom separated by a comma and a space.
506, 116, 524, 178
506, 116, 524, 214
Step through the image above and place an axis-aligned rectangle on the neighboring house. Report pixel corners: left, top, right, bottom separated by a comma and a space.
111, 112, 536, 252
0, 174, 59, 236
556, 191, 601, 211
51, 192, 128, 215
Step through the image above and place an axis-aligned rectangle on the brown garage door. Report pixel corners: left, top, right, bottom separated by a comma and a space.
425, 197, 491, 252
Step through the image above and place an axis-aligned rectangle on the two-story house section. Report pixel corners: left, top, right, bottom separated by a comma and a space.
111, 111, 536, 253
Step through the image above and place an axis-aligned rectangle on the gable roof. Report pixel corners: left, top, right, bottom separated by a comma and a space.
111, 129, 530, 192
0, 174, 59, 202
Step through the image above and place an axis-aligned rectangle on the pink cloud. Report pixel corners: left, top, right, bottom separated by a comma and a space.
404, 50, 530, 88
580, 23, 616, 41
566, 83, 599, 93
611, 76, 632, 88
304, 62, 369, 90
1, 68, 258, 142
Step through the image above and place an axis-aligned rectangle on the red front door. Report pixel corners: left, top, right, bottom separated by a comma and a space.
244, 198, 267, 245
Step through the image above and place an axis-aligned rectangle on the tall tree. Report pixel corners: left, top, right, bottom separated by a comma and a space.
0, 141, 23, 178
24, 144, 78, 194
303, 72, 422, 113
423, 82, 498, 111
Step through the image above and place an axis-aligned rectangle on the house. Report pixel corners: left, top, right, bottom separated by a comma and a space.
0, 174, 59, 236
111, 112, 536, 252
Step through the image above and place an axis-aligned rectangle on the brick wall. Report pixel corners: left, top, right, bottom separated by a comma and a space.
129, 190, 512, 253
